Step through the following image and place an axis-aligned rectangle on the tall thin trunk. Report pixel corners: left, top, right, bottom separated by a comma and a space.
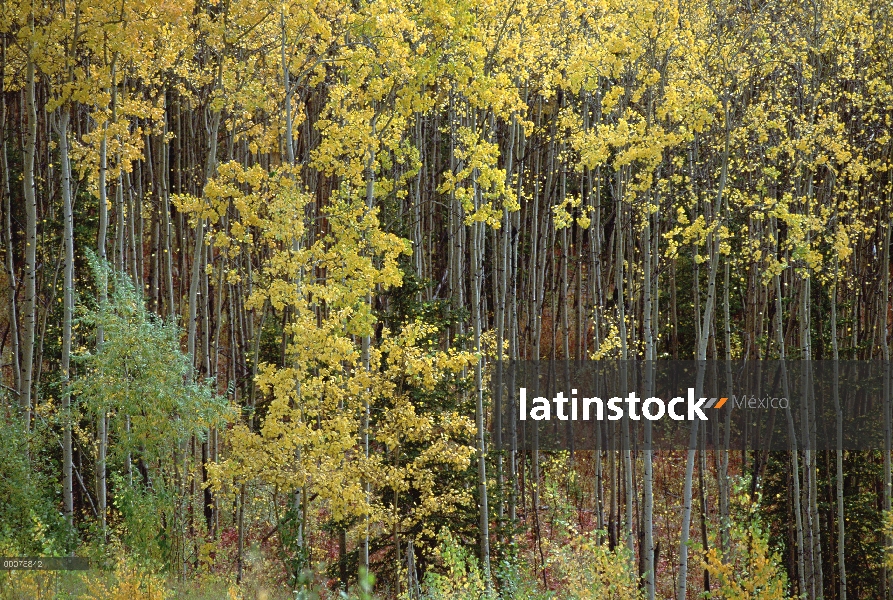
282, 9, 295, 169
801, 190, 824, 597
832, 248, 846, 600
678, 100, 728, 600
615, 173, 628, 357
615, 183, 634, 560
643, 195, 655, 600
20, 50, 38, 428
115, 170, 125, 273
509, 192, 520, 527
884, 219, 892, 600
361, 145, 375, 573
95, 53, 118, 541
201, 243, 214, 534
161, 98, 175, 319
698, 417, 711, 593
471, 124, 491, 582
1, 37, 20, 397
775, 216, 806, 594
58, 108, 75, 523
187, 109, 220, 362
719, 203, 732, 558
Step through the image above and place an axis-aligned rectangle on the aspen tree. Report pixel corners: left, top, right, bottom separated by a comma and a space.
21, 16, 37, 428
832, 229, 847, 600
0, 35, 20, 399
58, 105, 75, 523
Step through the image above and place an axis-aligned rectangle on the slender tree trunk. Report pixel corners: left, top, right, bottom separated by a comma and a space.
643, 194, 655, 600
678, 101, 728, 600
94, 52, 118, 541
471, 132, 491, 581
187, 109, 220, 362
58, 108, 75, 523
161, 99, 176, 319
719, 205, 732, 558
20, 53, 38, 428
831, 249, 846, 600
774, 219, 806, 593
1, 37, 20, 398
361, 145, 375, 573
884, 219, 892, 600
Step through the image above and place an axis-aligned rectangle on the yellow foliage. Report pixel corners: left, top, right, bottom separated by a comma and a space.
80, 558, 168, 600
702, 499, 790, 599
546, 531, 643, 600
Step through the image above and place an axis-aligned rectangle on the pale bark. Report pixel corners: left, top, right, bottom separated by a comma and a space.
95, 53, 118, 540
678, 99, 728, 600
187, 109, 220, 362
471, 119, 491, 579
774, 216, 806, 593
643, 196, 655, 600
161, 109, 176, 319
1, 41, 20, 398
58, 108, 75, 522
20, 52, 38, 427
884, 220, 892, 600
831, 249, 846, 600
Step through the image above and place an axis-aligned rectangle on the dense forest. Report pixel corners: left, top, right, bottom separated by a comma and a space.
2, 0, 893, 597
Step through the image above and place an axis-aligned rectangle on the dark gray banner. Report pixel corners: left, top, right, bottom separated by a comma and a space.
489, 361, 893, 451
0, 557, 91, 570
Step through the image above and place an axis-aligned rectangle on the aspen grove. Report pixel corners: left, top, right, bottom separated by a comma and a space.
1, 0, 893, 598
